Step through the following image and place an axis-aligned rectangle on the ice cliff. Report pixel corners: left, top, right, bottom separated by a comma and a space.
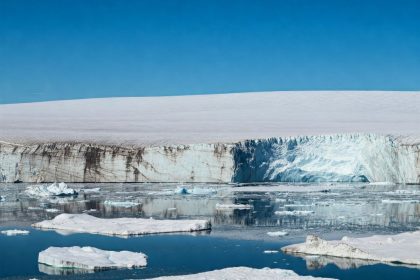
0, 134, 419, 183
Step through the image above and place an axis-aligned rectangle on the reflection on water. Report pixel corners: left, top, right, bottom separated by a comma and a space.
0, 183, 419, 233
38, 263, 94, 276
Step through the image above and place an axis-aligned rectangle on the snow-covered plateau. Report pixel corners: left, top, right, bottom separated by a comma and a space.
32, 213, 211, 236
0, 91, 419, 183
144, 267, 336, 280
38, 246, 147, 271
282, 231, 420, 266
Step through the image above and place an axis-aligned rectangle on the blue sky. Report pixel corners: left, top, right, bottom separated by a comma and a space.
0, 0, 419, 103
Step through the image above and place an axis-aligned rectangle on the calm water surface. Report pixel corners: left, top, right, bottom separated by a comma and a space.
0, 183, 419, 279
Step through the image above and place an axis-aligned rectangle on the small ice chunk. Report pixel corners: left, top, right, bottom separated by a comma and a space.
32, 213, 211, 236
25, 182, 78, 197
267, 231, 289, 237
216, 203, 252, 210
275, 210, 314, 216
104, 200, 141, 208
45, 208, 61, 213
0, 195, 5, 202
38, 246, 147, 271
144, 267, 335, 279
263, 250, 279, 254
80, 187, 101, 193
1, 229, 30, 236
282, 231, 420, 266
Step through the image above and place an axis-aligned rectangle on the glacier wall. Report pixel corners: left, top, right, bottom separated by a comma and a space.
0, 134, 419, 183
233, 134, 420, 183
0, 142, 234, 183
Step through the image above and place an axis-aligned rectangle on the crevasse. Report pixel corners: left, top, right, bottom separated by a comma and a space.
233, 134, 419, 183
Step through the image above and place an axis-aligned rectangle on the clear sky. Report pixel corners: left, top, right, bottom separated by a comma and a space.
0, 0, 419, 104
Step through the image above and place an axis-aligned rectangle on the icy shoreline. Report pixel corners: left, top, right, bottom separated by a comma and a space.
32, 213, 211, 236
282, 231, 420, 266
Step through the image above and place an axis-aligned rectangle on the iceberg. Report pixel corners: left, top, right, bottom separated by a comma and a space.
1, 229, 30, 236
143, 267, 336, 279
32, 213, 211, 236
282, 231, 420, 266
174, 186, 217, 195
38, 246, 147, 271
25, 182, 78, 197
267, 231, 289, 237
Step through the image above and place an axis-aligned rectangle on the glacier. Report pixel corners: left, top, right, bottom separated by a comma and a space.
0, 134, 418, 183
0, 91, 419, 184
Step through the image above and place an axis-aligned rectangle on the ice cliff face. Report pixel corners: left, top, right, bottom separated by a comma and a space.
0, 142, 233, 183
0, 134, 419, 183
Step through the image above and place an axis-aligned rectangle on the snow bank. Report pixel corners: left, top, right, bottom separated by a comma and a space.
1, 229, 30, 236
25, 182, 77, 197
32, 213, 211, 236
38, 246, 147, 271
282, 231, 420, 266
144, 267, 336, 279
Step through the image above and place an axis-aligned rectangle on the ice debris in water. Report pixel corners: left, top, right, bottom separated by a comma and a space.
267, 231, 289, 237
174, 186, 217, 195
32, 213, 211, 236
25, 182, 78, 197
143, 267, 336, 279
104, 200, 141, 208
38, 246, 147, 271
282, 231, 420, 266
1, 229, 30, 236
263, 250, 279, 254
80, 187, 101, 193
0, 195, 4, 202
275, 210, 314, 216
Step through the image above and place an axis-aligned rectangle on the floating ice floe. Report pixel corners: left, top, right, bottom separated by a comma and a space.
282, 231, 420, 266
263, 250, 279, 254
1, 229, 30, 236
32, 213, 211, 236
275, 210, 314, 216
215, 203, 252, 210
45, 208, 61, 213
80, 187, 101, 193
267, 231, 289, 237
0, 195, 4, 202
104, 200, 141, 208
143, 267, 335, 279
25, 182, 78, 197
38, 246, 147, 272
381, 199, 419, 204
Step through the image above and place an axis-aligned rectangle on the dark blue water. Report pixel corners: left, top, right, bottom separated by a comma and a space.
0, 227, 419, 280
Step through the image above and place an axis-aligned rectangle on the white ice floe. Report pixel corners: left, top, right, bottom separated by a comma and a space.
215, 203, 252, 210
104, 200, 141, 208
267, 231, 289, 237
282, 231, 420, 266
381, 199, 419, 204
1, 229, 30, 236
0, 195, 4, 202
32, 213, 211, 236
38, 246, 147, 271
275, 210, 314, 216
45, 208, 61, 213
263, 250, 279, 254
143, 267, 335, 279
80, 187, 101, 193
25, 182, 77, 197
